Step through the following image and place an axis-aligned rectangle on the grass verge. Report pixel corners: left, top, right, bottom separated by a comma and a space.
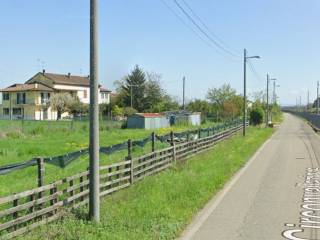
0, 119, 221, 196
18, 126, 274, 240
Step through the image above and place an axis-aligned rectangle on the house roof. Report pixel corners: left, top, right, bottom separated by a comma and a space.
135, 113, 165, 118
25, 71, 111, 91
100, 87, 111, 92
41, 72, 90, 87
1, 83, 54, 92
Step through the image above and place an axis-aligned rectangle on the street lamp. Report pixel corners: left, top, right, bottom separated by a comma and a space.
269, 78, 278, 123
266, 76, 276, 126
243, 49, 260, 136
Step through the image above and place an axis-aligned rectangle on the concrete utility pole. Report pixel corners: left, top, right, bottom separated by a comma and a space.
266, 74, 269, 126
273, 80, 276, 104
300, 96, 302, 112
89, 0, 100, 223
243, 49, 247, 136
130, 85, 133, 108
307, 90, 309, 111
182, 76, 185, 110
243, 49, 260, 136
317, 81, 319, 115
270, 78, 277, 122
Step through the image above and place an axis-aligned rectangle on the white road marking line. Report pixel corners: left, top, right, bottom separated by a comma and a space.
178, 136, 273, 240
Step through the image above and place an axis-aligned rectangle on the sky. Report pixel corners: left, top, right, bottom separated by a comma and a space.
0, 0, 319, 106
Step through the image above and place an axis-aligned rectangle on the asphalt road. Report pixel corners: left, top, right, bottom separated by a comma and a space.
180, 113, 320, 240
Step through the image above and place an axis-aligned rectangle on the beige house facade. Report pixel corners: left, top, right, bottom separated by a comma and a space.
0, 71, 111, 120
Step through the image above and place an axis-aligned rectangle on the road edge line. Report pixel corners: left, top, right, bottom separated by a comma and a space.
177, 131, 274, 240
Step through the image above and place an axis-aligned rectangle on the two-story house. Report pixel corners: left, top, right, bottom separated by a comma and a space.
0, 70, 111, 120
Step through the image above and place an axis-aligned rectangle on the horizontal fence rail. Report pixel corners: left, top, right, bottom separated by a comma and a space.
0, 121, 247, 239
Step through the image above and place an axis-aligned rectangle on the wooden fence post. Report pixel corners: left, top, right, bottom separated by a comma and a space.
12, 196, 18, 230
37, 157, 45, 188
127, 139, 133, 184
170, 131, 176, 163
151, 132, 155, 152
69, 179, 74, 206
80, 176, 84, 202
170, 131, 174, 147
198, 128, 201, 139
36, 157, 45, 212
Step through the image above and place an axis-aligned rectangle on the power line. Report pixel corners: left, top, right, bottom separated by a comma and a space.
180, 0, 241, 56
159, 0, 212, 48
173, 0, 240, 59
247, 58, 263, 82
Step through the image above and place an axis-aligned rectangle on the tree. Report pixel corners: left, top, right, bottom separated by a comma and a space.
121, 65, 147, 112
114, 65, 182, 113
158, 95, 180, 112
187, 99, 210, 116
69, 97, 88, 117
112, 105, 123, 117
123, 107, 137, 116
250, 106, 264, 125
49, 93, 74, 120
207, 84, 237, 108
206, 84, 242, 119
144, 72, 164, 112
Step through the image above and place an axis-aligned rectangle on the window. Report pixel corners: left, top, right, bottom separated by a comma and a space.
101, 93, 106, 99
41, 92, 50, 104
3, 93, 9, 101
84, 90, 87, 99
3, 108, 9, 116
16, 93, 26, 104
12, 108, 21, 115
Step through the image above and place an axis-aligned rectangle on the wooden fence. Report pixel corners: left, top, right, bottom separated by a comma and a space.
0, 123, 245, 239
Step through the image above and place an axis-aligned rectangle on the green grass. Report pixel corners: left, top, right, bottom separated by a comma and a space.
0, 119, 221, 196
19, 126, 274, 240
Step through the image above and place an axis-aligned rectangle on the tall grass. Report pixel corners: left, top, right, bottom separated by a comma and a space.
0, 119, 219, 196
18, 126, 274, 240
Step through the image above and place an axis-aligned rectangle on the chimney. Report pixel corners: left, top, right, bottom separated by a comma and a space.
42, 69, 45, 75
68, 72, 71, 78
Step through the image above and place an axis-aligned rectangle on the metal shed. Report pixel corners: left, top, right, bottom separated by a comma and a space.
127, 113, 170, 129
188, 112, 201, 126
165, 111, 201, 126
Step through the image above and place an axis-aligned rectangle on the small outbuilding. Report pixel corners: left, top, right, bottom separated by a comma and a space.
166, 111, 201, 126
127, 113, 170, 129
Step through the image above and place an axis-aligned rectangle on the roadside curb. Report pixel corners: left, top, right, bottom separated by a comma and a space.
307, 121, 320, 132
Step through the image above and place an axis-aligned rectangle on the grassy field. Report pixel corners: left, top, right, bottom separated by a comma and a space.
18, 126, 274, 240
0, 119, 222, 196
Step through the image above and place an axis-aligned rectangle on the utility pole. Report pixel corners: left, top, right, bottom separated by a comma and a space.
182, 76, 185, 110
130, 85, 133, 108
273, 80, 276, 104
317, 81, 319, 115
266, 74, 269, 126
300, 96, 302, 112
243, 49, 260, 136
89, 0, 100, 223
307, 90, 309, 111
243, 49, 247, 136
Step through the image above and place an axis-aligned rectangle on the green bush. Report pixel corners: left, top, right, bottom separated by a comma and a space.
123, 107, 137, 116
250, 107, 264, 125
